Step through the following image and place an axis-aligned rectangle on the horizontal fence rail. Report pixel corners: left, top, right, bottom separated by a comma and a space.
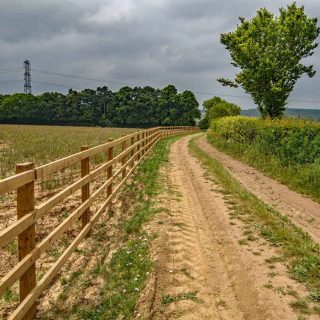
0, 126, 198, 320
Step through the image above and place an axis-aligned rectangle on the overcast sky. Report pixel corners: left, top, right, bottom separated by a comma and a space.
0, 0, 319, 109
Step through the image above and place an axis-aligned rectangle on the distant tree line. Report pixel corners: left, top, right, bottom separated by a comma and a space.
0, 84, 200, 127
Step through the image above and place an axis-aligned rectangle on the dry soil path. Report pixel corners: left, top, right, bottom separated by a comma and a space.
196, 136, 320, 244
140, 135, 314, 320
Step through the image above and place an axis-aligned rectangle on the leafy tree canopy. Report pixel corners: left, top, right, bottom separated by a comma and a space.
0, 85, 200, 127
207, 101, 240, 120
203, 96, 224, 110
199, 96, 240, 129
218, 3, 320, 118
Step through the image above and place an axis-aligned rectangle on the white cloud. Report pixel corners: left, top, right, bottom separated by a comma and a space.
84, 0, 135, 25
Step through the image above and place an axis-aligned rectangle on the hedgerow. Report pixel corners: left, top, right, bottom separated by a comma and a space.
209, 116, 320, 201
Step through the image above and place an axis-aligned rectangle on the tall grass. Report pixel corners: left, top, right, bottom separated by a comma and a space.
0, 125, 134, 178
209, 116, 320, 202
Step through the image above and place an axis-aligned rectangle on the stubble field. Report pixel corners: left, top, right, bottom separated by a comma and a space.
0, 124, 134, 178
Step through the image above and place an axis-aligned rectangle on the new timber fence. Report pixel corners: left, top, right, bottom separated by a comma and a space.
0, 126, 198, 320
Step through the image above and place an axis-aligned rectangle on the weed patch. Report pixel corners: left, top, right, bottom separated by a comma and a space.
161, 291, 203, 305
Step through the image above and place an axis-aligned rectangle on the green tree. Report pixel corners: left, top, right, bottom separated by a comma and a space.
97, 86, 114, 126
158, 85, 178, 125
0, 94, 40, 123
218, 3, 320, 118
0, 85, 200, 127
199, 96, 240, 129
203, 96, 224, 111
208, 101, 240, 120
176, 90, 200, 126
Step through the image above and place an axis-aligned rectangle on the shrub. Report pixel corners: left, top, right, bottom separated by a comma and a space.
200, 96, 241, 130
198, 117, 209, 130
211, 116, 259, 143
207, 102, 241, 121
211, 116, 320, 166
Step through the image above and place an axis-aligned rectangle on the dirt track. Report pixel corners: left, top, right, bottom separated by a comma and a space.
139, 135, 316, 320
197, 136, 320, 244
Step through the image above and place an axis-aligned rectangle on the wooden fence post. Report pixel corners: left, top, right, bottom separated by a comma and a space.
107, 138, 113, 197
81, 146, 90, 229
137, 132, 141, 161
121, 135, 126, 179
16, 162, 36, 320
130, 135, 135, 167
145, 131, 148, 149
141, 131, 145, 156
147, 130, 150, 149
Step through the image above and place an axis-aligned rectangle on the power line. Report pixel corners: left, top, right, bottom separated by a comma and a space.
0, 67, 23, 71
0, 70, 23, 74
32, 69, 136, 86
193, 91, 320, 104
1, 65, 320, 104
0, 79, 23, 83
288, 98, 320, 104
192, 91, 252, 99
32, 68, 320, 104
32, 80, 82, 90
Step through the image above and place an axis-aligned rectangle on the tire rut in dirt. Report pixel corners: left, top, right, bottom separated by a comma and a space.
196, 136, 320, 244
149, 136, 296, 320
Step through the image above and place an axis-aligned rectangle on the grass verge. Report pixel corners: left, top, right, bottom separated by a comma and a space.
72, 136, 179, 320
189, 136, 320, 315
207, 133, 320, 203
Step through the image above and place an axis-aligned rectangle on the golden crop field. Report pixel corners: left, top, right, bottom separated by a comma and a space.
0, 124, 134, 178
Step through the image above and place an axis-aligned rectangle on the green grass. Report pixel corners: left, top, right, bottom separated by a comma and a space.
3, 289, 18, 303
189, 136, 320, 311
73, 136, 180, 320
207, 133, 320, 203
290, 298, 310, 314
77, 238, 152, 319
265, 256, 284, 264
161, 291, 203, 305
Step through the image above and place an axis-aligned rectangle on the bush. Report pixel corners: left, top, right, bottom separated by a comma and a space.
211, 116, 259, 143
198, 117, 209, 130
207, 102, 240, 121
211, 116, 320, 166
200, 96, 241, 130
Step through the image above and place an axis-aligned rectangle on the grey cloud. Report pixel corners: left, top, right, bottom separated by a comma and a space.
0, 0, 320, 109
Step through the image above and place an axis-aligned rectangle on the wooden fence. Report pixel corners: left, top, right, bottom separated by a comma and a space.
0, 126, 198, 320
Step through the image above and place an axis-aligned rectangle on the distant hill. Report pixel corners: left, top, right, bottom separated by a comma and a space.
241, 108, 320, 120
